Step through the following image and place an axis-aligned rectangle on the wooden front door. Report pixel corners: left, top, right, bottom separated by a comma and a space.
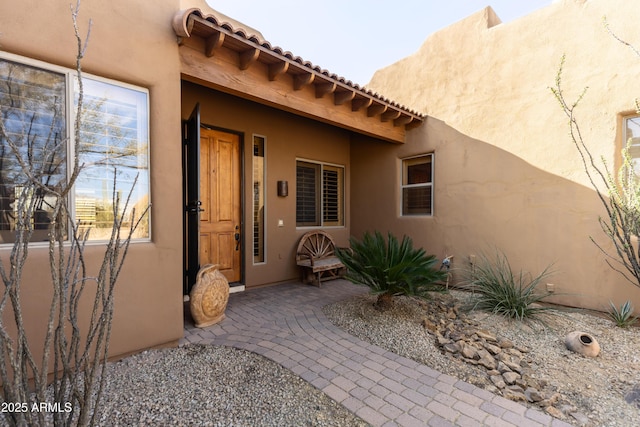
199, 128, 242, 282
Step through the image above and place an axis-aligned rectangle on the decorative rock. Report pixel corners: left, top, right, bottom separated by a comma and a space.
477, 351, 497, 370
514, 344, 529, 353
421, 294, 565, 415
502, 371, 520, 385
490, 375, 506, 389
565, 331, 600, 357
541, 392, 561, 407
476, 329, 497, 342
436, 334, 451, 346
545, 406, 566, 419
190, 264, 230, 328
497, 361, 510, 374
443, 343, 460, 353
484, 342, 502, 355
506, 348, 524, 358
502, 388, 527, 402
503, 359, 523, 374
449, 331, 464, 341
461, 344, 478, 360
625, 383, 640, 408
422, 318, 437, 333
515, 378, 528, 389
498, 338, 514, 349
525, 387, 544, 402
506, 385, 525, 394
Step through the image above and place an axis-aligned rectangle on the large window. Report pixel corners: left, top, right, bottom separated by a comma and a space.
296, 160, 344, 227
401, 154, 433, 216
624, 115, 640, 174
0, 53, 150, 243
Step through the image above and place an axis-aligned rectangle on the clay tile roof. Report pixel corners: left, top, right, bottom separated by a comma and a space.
172, 8, 424, 122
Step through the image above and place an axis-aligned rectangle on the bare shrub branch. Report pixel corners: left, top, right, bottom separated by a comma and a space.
550, 24, 640, 288
0, 1, 149, 426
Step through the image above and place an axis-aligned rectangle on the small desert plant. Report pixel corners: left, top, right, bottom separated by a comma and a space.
336, 231, 447, 310
608, 300, 638, 327
463, 251, 555, 321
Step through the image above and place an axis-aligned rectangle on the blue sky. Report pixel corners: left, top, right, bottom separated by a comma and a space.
205, 0, 553, 85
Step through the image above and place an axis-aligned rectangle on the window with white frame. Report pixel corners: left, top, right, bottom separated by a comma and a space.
401, 154, 433, 216
296, 160, 344, 227
0, 53, 150, 243
624, 115, 640, 174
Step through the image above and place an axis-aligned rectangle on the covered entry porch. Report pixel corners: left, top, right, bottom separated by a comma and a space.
174, 6, 423, 293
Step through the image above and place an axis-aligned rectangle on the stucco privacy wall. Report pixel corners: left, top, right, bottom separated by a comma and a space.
0, 0, 185, 359
362, 0, 640, 311
181, 81, 351, 287
351, 118, 620, 311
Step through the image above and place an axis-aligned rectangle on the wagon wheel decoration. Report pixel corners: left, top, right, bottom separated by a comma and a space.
297, 230, 336, 260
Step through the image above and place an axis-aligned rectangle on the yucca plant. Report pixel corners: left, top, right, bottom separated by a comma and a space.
335, 231, 447, 310
462, 251, 555, 321
608, 300, 638, 328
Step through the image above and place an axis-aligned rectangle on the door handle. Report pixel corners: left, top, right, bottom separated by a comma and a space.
235, 226, 240, 251
186, 200, 204, 213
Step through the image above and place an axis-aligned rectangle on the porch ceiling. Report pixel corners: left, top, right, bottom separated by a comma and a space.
173, 8, 424, 143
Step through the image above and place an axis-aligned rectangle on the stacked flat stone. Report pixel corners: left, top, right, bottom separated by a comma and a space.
422, 304, 580, 421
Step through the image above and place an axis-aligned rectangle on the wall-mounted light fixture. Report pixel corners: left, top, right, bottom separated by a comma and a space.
277, 180, 288, 197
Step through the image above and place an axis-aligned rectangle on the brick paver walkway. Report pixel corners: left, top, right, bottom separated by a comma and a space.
181, 280, 572, 427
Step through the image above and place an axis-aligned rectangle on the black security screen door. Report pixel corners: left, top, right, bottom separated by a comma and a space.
183, 103, 201, 294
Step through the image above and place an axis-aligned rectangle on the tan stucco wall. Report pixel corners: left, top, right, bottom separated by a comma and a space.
181, 81, 351, 288
369, 0, 639, 184
362, 0, 640, 311
352, 118, 621, 310
0, 0, 185, 359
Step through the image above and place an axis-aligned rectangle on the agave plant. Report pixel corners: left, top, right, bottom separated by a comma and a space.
462, 250, 556, 321
335, 231, 447, 310
608, 300, 638, 328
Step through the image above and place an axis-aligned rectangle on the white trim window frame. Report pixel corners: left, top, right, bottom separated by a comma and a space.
401, 154, 434, 216
295, 158, 345, 228
0, 51, 151, 245
624, 115, 640, 175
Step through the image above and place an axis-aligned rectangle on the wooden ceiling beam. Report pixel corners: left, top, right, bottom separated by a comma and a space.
205, 32, 225, 57
315, 82, 337, 99
239, 48, 260, 70
381, 110, 402, 122
268, 61, 289, 81
393, 115, 414, 127
351, 97, 373, 112
367, 103, 387, 117
180, 45, 410, 142
334, 90, 356, 106
293, 72, 315, 90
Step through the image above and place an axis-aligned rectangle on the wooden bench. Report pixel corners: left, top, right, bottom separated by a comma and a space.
296, 230, 347, 286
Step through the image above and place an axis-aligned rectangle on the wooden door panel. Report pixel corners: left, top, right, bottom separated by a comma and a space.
216, 139, 235, 222
199, 233, 211, 265
199, 128, 241, 283
216, 233, 234, 270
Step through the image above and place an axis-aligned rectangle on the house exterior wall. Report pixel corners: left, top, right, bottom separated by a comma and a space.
0, 0, 185, 359
181, 81, 351, 288
361, 0, 640, 311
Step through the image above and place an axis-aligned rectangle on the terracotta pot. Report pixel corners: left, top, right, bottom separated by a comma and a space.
564, 331, 600, 357
190, 264, 230, 328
